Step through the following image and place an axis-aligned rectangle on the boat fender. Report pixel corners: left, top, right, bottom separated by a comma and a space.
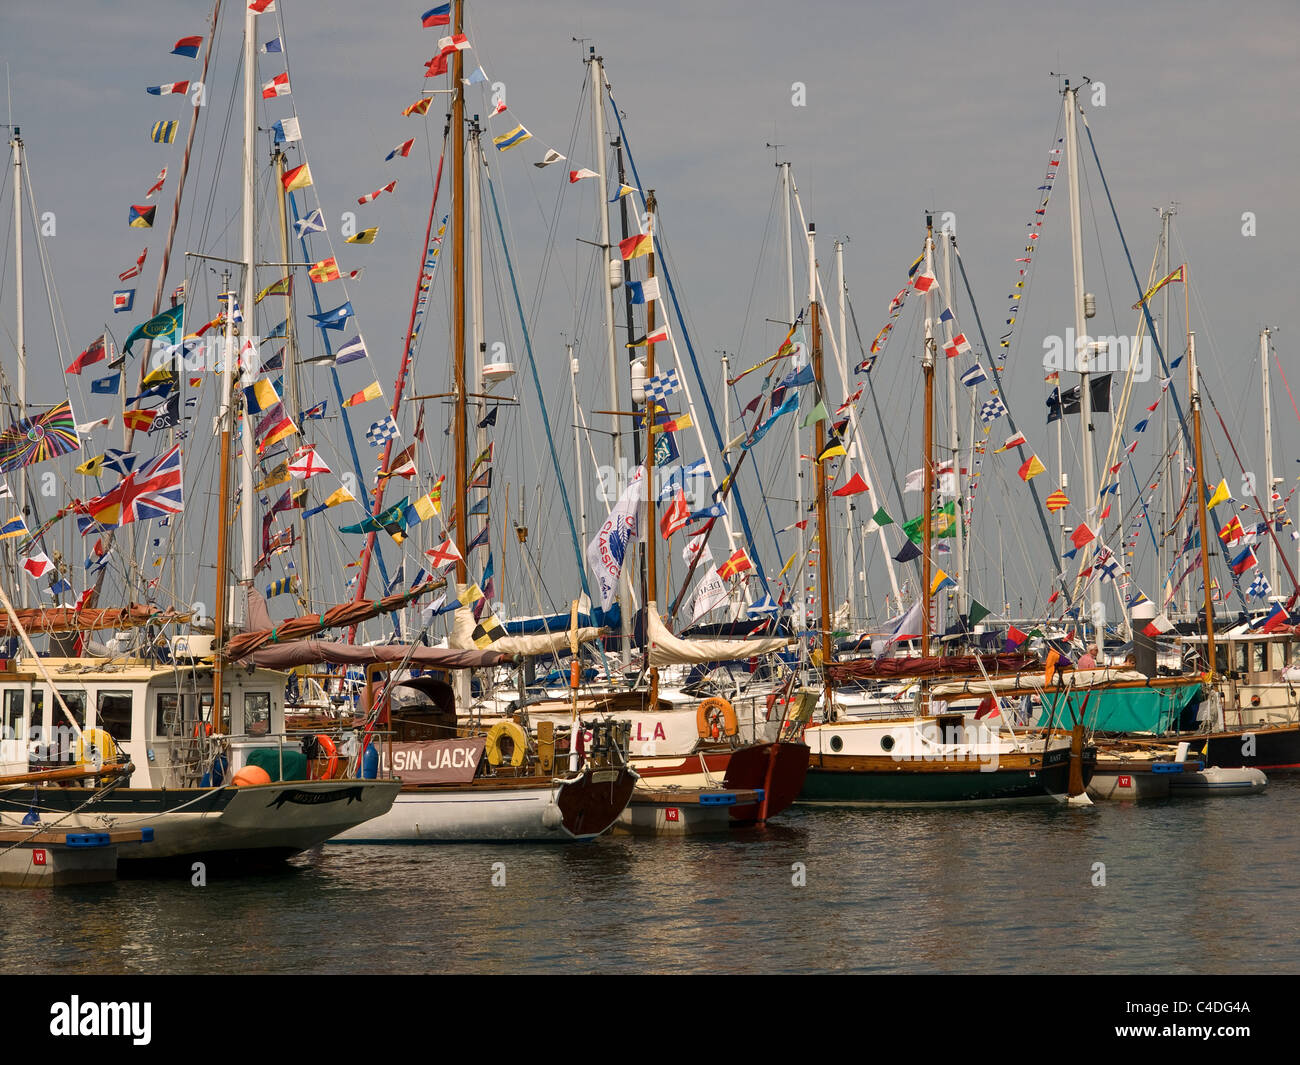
697, 697, 738, 740
485, 720, 527, 768
362, 743, 379, 780
541, 802, 563, 829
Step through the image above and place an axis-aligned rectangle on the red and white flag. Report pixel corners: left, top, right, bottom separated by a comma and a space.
426, 537, 463, 571
22, 551, 55, 580
569, 168, 599, 183
145, 168, 167, 197
288, 445, 330, 480
660, 489, 689, 539
1143, 613, 1175, 638
942, 333, 972, 359
911, 271, 937, 294
119, 247, 148, 282
261, 72, 290, 99
358, 180, 397, 205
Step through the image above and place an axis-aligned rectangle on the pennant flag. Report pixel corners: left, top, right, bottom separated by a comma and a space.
464, 66, 490, 87
150, 120, 179, 144
833, 472, 869, 497
254, 275, 292, 304
358, 180, 397, 205
1018, 454, 1046, 481
265, 575, 299, 599
146, 81, 190, 97
378, 442, 417, 481
255, 462, 289, 491
249, 0, 276, 11
345, 227, 379, 245
386, 138, 415, 161
478, 407, 498, 429
470, 441, 494, 475
689, 501, 726, 522
402, 97, 433, 117
1005, 626, 1028, 648
309, 256, 341, 284
930, 569, 956, 596
68, 335, 108, 376
569, 168, 599, 183
1206, 479, 1231, 509
911, 271, 937, 293
309, 302, 355, 331
243, 378, 281, 415
619, 234, 652, 260
869, 506, 893, 528
1045, 489, 1070, 512
0, 516, 28, 539
960, 363, 988, 387
1070, 523, 1095, 550
995, 431, 1027, 453
119, 246, 148, 280
535, 149, 565, 168
295, 209, 326, 236
816, 438, 847, 462
261, 72, 291, 99
437, 32, 471, 53
257, 411, 298, 454
1133, 264, 1186, 309
742, 391, 798, 450
172, 36, 202, 58
0, 400, 80, 472
800, 400, 829, 429
22, 551, 55, 580
893, 540, 922, 564
1143, 613, 1176, 638
493, 125, 532, 151
261, 35, 283, 52
282, 163, 313, 191
468, 466, 492, 491
343, 382, 383, 408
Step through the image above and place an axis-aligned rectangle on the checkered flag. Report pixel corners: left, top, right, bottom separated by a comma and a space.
1247, 570, 1271, 599
645, 368, 681, 404
979, 396, 1007, 425
366, 414, 400, 447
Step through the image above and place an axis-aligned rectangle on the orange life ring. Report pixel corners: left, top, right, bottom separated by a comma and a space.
696, 697, 738, 740
311, 734, 339, 779
193, 722, 213, 738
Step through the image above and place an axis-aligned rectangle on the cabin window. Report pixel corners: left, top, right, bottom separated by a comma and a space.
57, 689, 87, 729
2, 689, 24, 741
156, 693, 184, 736
199, 692, 230, 729
1253, 643, 1268, 674
97, 691, 134, 743
245, 692, 271, 736
1214, 645, 1229, 674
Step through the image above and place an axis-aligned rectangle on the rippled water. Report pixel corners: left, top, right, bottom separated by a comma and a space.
5, 777, 1298, 975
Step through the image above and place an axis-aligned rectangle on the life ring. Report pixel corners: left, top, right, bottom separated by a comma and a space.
696, 697, 738, 739
310, 734, 339, 779
75, 728, 118, 770
485, 720, 527, 767
193, 721, 213, 739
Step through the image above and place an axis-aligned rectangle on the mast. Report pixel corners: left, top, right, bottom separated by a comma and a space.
780, 160, 804, 633
587, 47, 629, 658
1064, 82, 1097, 642
939, 229, 965, 616
643, 191, 659, 705
1189, 324, 1215, 669
451, 0, 467, 594
469, 117, 487, 483
1261, 327, 1278, 595
10, 128, 27, 608
237, 0, 258, 602
617, 138, 649, 612
921, 218, 936, 657
213, 270, 236, 729
810, 222, 833, 709
835, 238, 855, 624
568, 342, 587, 550
1157, 205, 1173, 602
273, 148, 308, 606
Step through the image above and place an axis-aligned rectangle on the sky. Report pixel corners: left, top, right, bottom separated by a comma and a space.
0, 0, 1297, 632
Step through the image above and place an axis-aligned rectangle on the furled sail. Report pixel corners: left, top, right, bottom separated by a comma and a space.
449, 605, 603, 656
646, 601, 791, 666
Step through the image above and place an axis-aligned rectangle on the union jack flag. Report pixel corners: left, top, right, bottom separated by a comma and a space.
86, 445, 184, 526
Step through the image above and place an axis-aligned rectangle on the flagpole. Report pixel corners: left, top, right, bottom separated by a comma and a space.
644, 191, 659, 707
921, 217, 936, 658
9, 126, 27, 609
452, 0, 468, 608
237, 0, 258, 605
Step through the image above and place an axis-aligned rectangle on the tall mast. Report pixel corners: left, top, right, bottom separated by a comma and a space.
1157, 205, 1173, 603
810, 222, 832, 709
451, 0, 467, 592
273, 148, 308, 606
939, 229, 965, 615
568, 342, 587, 550
780, 159, 803, 632
1261, 327, 1278, 595
921, 217, 936, 657
587, 48, 628, 657
1064, 82, 1096, 640
1189, 323, 1215, 669
643, 191, 659, 705
237, 1, 258, 599
10, 128, 26, 608
468, 118, 487, 474
213, 271, 236, 728
835, 238, 855, 624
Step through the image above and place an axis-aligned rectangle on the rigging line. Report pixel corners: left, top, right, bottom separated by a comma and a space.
952, 240, 1067, 599
607, 92, 770, 598
482, 161, 589, 602
847, 295, 908, 521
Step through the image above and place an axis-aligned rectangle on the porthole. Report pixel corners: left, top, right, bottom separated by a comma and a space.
880, 734, 896, 752
829, 735, 843, 753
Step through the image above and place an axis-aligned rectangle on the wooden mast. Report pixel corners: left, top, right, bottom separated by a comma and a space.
809, 221, 833, 709
1187, 272, 1215, 673
921, 217, 936, 658
643, 191, 658, 706
451, 0, 468, 590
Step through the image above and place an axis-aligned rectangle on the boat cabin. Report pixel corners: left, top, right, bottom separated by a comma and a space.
0, 656, 299, 788
1179, 629, 1300, 727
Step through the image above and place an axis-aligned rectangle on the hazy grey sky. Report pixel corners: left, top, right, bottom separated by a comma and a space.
1, 0, 1296, 626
